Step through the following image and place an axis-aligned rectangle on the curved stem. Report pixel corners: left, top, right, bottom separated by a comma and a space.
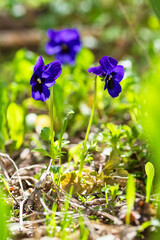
50, 86, 55, 164
78, 76, 97, 177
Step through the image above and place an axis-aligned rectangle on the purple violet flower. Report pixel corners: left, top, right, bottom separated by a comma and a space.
30, 56, 62, 102
45, 28, 81, 65
88, 56, 125, 98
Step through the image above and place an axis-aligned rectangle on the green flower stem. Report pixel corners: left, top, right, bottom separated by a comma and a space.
78, 76, 97, 177
50, 86, 55, 164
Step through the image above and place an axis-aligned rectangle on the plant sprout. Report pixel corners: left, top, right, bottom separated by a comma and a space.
145, 162, 155, 203
126, 174, 136, 225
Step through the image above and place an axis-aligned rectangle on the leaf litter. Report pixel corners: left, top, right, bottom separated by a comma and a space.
0, 140, 157, 240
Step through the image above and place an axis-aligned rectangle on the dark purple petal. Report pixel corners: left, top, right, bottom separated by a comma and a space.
99, 56, 118, 74
46, 29, 64, 45
104, 80, 122, 98
32, 84, 50, 102
46, 28, 81, 65
30, 72, 39, 85
47, 29, 58, 41
30, 56, 45, 85
72, 43, 81, 52
56, 51, 76, 65
87, 66, 104, 76
47, 29, 81, 47
42, 60, 62, 87
58, 29, 81, 44
34, 56, 45, 72
45, 42, 61, 55
112, 65, 125, 82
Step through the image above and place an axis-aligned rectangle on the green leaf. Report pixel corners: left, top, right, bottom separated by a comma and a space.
138, 221, 151, 233
66, 109, 74, 117
150, 0, 160, 20
76, 48, 94, 70
126, 174, 136, 225
61, 171, 82, 193
13, 49, 36, 84
0, 81, 8, 150
68, 143, 82, 163
113, 168, 128, 177
7, 102, 25, 149
0, 193, 9, 240
32, 148, 51, 157
59, 109, 74, 148
103, 149, 120, 175
145, 162, 155, 203
50, 165, 61, 174
0, 175, 10, 194
40, 127, 50, 141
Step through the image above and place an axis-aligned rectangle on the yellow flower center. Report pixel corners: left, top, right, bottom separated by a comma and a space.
108, 74, 112, 81
37, 78, 42, 84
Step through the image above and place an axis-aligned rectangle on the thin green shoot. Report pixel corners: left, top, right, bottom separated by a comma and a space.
0, 194, 9, 240
145, 162, 155, 203
47, 202, 57, 237
126, 174, 136, 225
0, 175, 13, 201
60, 186, 74, 231
103, 183, 108, 207
50, 86, 55, 164
109, 184, 119, 203
79, 215, 89, 240
79, 76, 97, 177
58, 109, 74, 166
138, 221, 151, 233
